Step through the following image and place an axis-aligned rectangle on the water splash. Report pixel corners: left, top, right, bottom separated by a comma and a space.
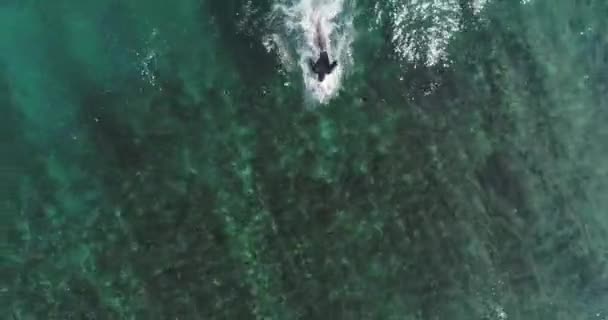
373, 0, 491, 68
268, 0, 354, 105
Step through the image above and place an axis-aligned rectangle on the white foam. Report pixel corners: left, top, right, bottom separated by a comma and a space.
472, 0, 488, 15
268, 0, 354, 105
374, 0, 491, 68
384, 0, 461, 67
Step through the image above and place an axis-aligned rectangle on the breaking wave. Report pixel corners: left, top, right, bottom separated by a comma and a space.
371, 0, 491, 68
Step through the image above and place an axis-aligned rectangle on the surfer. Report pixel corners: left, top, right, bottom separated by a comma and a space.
309, 18, 337, 82
310, 51, 337, 82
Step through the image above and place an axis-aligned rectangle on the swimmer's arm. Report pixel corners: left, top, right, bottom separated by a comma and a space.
329, 61, 338, 72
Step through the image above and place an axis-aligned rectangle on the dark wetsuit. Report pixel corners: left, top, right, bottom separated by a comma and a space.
310, 51, 337, 82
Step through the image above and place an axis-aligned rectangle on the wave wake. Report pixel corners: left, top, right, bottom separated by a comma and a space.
267, 0, 354, 105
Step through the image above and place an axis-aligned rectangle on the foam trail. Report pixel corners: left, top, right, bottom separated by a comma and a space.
270, 0, 354, 105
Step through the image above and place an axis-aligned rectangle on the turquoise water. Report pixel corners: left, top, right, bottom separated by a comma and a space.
2, 0, 608, 319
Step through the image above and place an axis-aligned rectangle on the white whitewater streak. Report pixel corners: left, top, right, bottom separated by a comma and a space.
383, 0, 461, 67
269, 0, 354, 105
374, 0, 491, 68
263, 33, 296, 73
472, 0, 488, 15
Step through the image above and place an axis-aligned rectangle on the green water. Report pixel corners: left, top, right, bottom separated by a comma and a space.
1, 0, 607, 319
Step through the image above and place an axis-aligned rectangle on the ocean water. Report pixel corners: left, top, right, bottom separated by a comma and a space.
2, 0, 608, 319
